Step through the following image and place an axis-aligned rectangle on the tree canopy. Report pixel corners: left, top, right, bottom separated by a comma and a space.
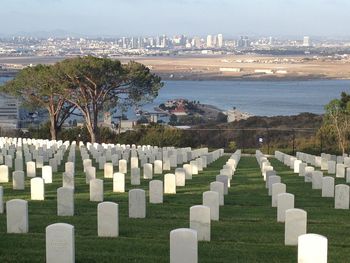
323, 92, 350, 154
0, 56, 163, 143
1, 64, 75, 140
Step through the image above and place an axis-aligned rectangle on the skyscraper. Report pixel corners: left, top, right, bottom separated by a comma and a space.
206, 35, 213, 48
193, 37, 201, 49
303, 36, 311, 47
218, 34, 224, 48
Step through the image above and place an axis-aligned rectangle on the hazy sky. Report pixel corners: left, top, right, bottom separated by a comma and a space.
0, 0, 349, 37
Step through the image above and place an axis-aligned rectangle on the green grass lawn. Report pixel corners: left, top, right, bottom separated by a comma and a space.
0, 153, 349, 262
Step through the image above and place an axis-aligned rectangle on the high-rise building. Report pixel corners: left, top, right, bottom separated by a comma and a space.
303, 36, 311, 47
0, 93, 19, 128
218, 34, 224, 48
122, 37, 126, 49
193, 37, 201, 49
206, 35, 213, 48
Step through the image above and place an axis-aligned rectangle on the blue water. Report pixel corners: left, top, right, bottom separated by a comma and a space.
1, 76, 350, 116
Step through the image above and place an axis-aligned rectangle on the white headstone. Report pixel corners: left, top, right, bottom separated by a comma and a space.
322, 177, 334, 197
170, 228, 197, 263
164, 173, 176, 194
335, 184, 349, 209
190, 161, 198, 175
277, 193, 294, 223
327, 160, 336, 174
190, 205, 210, 241
272, 183, 286, 207
336, 163, 346, 178
304, 166, 315, 183
129, 189, 146, 218
0, 165, 9, 183
6, 199, 28, 233
149, 180, 163, 204
210, 181, 224, 206
175, 168, 186, 187
216, 175, 229, 195
26, 161, 36, 178
119, 159, 127, 174
97, 202, 119, 237
285, 208, 307, 246
31, 177, 45, 200
46, 223, 75, 263
15, 158, 23, 171
311, 171, 323, 190
104, 162, 113, 178
113, 172, 125, 193
90, 179, 103, 202
42, 166, 53, 184
65, 162, 75, 177
12, 170, 24, 190
297, 234, 327, 263
154, 160, 163, 174
143, 163, 153, 179
63, 172, 74, 189
183, 164, 192, 180
268, 175, 281, 196
131, 167, 141, 185
57, 187, 74, 216
131, 157, 139, 169
202, 191, 219, 221
86, 166, 96, 184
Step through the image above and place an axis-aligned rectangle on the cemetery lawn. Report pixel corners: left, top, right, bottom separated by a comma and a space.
0, 155, 350, 262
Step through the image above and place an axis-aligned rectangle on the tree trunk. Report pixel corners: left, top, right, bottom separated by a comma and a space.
93, 107, 99, 143
49, 115, 57, 141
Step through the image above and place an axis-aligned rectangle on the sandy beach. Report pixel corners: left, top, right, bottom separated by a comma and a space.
1, 54, 350, 80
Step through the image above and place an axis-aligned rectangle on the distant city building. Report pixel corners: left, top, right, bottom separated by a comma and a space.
193, 37, 201, 48
303, 36, 311, 47
218, 34, 224, 48
206, 35, 213, 48
0, 93, 19, 128
237, 36, 251, 48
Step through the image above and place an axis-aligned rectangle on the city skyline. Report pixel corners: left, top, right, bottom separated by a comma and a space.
0, 0, 350, 37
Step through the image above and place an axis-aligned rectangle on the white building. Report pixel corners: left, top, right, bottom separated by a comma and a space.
218, 34, 224, 48
303, 36, 311, 47
206, 35, 213, 48
0, 93, 19, 128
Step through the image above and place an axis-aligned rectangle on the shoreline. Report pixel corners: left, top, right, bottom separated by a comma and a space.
1, 70, 350, 82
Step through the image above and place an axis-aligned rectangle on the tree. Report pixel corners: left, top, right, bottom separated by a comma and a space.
216, 112, 228, 123
169, 114, 178, 125
323, 94, 350, 154
58, 56, 163, 143
0, 64, 75, 140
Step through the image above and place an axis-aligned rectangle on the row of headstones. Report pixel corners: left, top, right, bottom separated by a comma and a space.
81, 143, 209, 170
81, 146, 222, 185
0, 159, 75, 190
297, 151, 350, 171
87, 149, 225, 203
1, 148, 225, 263
169, 149, 241, 262
0, 139, 71, 172
0, 146, 223, 218
276, 150, 350, 209
82, 141, 207, 169
255, 150, 328, 263
277, 150, 350, 180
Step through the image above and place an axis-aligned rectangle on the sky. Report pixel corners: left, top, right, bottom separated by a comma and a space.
0, 0, 349, 37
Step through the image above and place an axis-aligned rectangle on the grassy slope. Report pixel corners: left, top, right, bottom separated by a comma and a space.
0, 154, 349, 262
